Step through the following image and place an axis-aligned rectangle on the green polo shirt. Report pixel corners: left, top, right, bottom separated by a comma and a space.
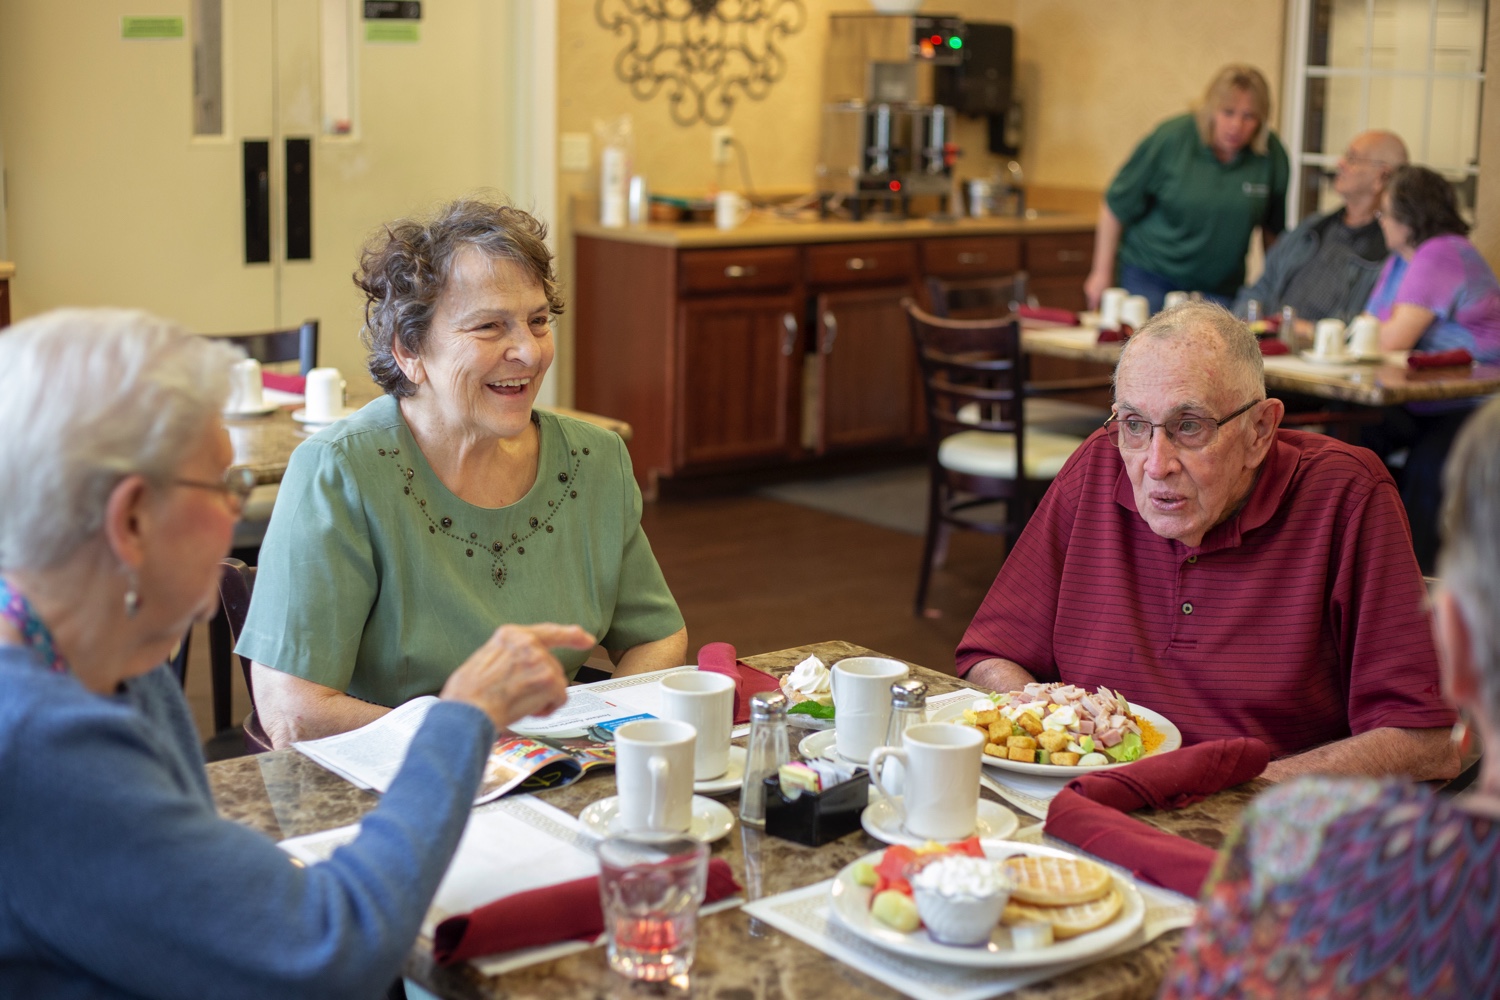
1107, 113, 1289, 297
237, 396, 684, 704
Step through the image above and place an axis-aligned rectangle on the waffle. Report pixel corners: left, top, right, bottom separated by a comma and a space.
1002, 887, 1124, 939
1001, 855, 1113, 905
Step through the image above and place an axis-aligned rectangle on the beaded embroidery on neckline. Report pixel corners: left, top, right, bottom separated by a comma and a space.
0, 576, 69, 673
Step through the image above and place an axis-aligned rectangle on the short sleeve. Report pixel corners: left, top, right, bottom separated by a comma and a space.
1393, 238, 1466, 317
599, 438, 685, 652
1104, 125, 1168, 227
236, 438, 378, 692
1263, 131, 1290, 236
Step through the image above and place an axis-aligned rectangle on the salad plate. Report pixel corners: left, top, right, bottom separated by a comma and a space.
930, 700, 1182, 777
828, 842, 1145, 968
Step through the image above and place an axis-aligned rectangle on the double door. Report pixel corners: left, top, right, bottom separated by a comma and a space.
0, 0, 533, 378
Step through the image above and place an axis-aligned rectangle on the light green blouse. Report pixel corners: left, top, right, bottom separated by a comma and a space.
237, 396, 683, 704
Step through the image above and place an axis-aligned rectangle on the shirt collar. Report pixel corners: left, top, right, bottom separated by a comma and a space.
1112, 432, 1300, 554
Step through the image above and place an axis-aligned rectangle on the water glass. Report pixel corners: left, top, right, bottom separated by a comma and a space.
597, 836, 709, 983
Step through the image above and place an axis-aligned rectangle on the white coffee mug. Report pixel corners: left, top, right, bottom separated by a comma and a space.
303, 367, 346, 423
1314, 318, 1348, 359
1349, 313, 1381, 357
1163, 291, 1190, 311
659, 671, 735, 780
1099, 287, 1128, 331
869, 723, 984, 841
614, 719, 696, 836
714, 191, 750, 231
227, 358, 264, 413
830, 656, 910, 763
1121, 295, 1150, 330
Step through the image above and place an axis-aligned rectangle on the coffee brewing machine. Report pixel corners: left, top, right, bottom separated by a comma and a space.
816, 12, 964, 219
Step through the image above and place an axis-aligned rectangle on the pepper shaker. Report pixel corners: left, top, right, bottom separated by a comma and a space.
739, 691, 790, 827
1280, 305, 1298, 349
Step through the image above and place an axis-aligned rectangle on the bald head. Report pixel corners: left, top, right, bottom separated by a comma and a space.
1335, 131, 1409, 214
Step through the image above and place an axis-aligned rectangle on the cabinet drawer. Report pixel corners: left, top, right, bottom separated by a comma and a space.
805, 240, 917, 287
921, 236, 1022, 277
1025, 232, 1094, 276
679, 247, 800, 295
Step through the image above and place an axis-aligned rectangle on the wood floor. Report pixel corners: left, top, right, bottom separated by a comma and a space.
181, 492, 1012, 743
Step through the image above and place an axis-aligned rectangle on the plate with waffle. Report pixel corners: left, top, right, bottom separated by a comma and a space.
828, 842, 1144, 968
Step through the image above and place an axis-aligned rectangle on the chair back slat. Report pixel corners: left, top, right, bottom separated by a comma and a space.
208, 557, 271, 753
907, 300, 1027, 440
926, 273, 1029, 320
209, 319, 319, 375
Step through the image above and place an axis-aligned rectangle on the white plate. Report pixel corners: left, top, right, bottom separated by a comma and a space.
829, 842, 1145, 968
694, 745, 747, 796
1298, 350, 1362, 366
578, 795, 734, 844
223, 399, 282, 418
291, 406, 360, 425
930, 701, 1182, 777
797, 728, 867, 766
860, 796, 1019, 846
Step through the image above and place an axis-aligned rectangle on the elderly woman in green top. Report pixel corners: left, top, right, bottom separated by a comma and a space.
1084, 64, 1289, 314
239, 200, 687, 746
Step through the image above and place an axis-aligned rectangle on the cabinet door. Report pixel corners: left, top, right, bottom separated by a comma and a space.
812, 286, 920, 453
677, 295, 802, 468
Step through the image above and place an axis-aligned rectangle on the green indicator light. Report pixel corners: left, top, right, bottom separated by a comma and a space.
949, 36, 962, 49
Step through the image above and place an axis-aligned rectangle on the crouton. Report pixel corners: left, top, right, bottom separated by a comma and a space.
1038, 730, 1069, 753
988, 721, 1013, 741
1006, 734, 1037, 751
1016, 711, 1044, 736
972, 708, 1000, 726
1008, 745, 1038, 763
1050, 751, 1082, 767
984, 742, 1008, 758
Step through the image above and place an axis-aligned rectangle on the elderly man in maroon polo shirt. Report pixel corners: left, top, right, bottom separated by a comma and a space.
957, 302, 1460, 781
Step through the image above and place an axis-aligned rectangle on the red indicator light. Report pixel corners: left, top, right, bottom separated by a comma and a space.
931, 34, 942, 44
889, 180, 902, 192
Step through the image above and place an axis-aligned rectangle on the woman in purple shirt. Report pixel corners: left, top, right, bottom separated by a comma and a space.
1362, 165, 1500, 572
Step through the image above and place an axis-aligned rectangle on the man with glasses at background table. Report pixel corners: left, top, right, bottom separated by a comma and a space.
957, 302, 1459, 782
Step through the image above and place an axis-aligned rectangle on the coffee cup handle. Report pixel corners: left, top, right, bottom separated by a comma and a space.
648, 755, 669, 832
868, 746, 907, 822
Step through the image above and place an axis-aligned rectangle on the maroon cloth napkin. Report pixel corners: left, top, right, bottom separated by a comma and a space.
1258, 338, 1290, 356
697, 642, 782, 724
1408, 348, 1474, 370
1043, 737, 1269, 898
1096, 323, 1134, 344
434, 858, 740, 964
261, 371, 306, 393
1018, 305, 1080, 326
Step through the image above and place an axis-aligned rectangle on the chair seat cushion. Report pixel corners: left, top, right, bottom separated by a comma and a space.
1025, 399, 1111, 438
938, 429, 1085, 480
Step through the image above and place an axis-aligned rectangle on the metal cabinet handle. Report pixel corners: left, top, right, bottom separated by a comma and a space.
845, 257, 877, 271
724, 264, 758, 278
821, 311, 839, 354
1056, 250, 1088, 263
956, 252, 987, 265
781, 313, 798, 356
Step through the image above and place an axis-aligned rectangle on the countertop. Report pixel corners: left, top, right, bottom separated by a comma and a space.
0, 261, 14, 279
574, 211, 1096, 249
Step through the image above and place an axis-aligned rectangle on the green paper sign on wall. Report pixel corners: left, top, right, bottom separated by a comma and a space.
121, 16, 184, 39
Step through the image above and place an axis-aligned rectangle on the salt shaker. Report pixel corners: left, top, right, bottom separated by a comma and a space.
878, 679, 928, 797
739, 690, 790, 827
1280, 305, 1298, 349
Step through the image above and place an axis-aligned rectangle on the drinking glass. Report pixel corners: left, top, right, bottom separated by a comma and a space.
597, 836, 709, 982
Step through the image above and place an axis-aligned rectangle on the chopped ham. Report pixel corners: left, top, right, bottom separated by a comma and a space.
1097, 728, 1123, 748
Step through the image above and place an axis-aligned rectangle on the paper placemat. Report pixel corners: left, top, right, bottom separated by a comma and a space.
980, 766, 1069, 820
742, 830, 1196, 1000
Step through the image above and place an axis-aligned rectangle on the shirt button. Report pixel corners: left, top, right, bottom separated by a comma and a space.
1181, 602, 1194, 615
1187, 555, 1197, 564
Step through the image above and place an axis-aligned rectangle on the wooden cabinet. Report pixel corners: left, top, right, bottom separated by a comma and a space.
1024, 232, 1094, 312
574, 225, 1093, 494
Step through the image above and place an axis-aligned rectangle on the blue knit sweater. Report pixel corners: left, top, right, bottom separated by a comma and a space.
0, 647, 493, 999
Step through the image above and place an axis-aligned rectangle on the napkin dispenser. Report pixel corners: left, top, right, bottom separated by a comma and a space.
763, 772, 870, 846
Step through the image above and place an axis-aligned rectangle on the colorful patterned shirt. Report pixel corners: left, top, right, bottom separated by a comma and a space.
1366, 234, 1500, 364
1160, 777, 1500, 998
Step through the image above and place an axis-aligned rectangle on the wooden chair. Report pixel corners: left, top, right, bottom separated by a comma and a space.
208, 557, 273, 753
906, 300, 1088, 616
925, 273, 1115, 406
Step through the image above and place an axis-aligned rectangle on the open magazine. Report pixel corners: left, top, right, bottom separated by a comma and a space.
291, 666, 703, 804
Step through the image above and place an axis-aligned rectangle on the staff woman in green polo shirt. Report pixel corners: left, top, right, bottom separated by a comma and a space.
1085, 64, 1290, 314
237, 199, 688, 748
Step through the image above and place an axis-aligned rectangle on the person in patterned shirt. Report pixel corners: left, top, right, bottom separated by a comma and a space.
1158, 396, 1500, 999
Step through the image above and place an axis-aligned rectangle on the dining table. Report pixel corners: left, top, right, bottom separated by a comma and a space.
1023, 322, 1500, 408
207, 640, 1264, 1000
225, 378, 632, 486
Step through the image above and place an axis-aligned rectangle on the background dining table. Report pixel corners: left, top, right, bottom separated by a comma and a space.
207, 641, 1263, 999
225, 379, 632, 486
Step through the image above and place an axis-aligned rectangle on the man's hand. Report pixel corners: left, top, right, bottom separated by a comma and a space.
441, 623, 594, 731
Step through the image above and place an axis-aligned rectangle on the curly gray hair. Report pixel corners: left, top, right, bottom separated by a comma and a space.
0, 308, 240, 571
355, 198, 565, 397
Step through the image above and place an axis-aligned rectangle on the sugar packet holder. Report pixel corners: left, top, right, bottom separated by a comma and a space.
763, 770, 870, 847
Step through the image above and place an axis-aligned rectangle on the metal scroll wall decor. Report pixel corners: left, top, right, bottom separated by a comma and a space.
595, 0, 807, 127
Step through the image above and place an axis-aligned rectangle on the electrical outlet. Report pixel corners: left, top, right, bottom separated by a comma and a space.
560, 133, 591, 173
710, 127, 734, 165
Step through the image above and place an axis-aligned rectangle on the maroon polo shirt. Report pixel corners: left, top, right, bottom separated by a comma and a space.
956, 428, 1453, 757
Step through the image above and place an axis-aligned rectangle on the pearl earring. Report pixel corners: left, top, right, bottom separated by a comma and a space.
124, 572, 141, 618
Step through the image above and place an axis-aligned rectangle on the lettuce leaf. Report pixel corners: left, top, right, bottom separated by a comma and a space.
787, 701, 835, 719
1103, 731, 1142, 763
